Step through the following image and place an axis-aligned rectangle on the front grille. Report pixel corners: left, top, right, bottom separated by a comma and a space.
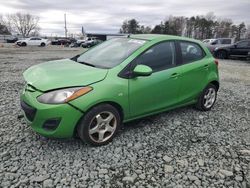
20, 101, 37, 122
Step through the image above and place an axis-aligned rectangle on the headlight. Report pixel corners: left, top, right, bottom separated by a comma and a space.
37, 86, 92, 104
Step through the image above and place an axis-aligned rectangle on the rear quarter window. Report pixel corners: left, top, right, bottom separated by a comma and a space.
221, 39, 231, 44
179, 41, 205, 64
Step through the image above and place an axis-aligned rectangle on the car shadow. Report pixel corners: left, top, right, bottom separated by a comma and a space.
32, 104, 201, 151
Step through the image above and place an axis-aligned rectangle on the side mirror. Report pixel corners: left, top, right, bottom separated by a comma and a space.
133, 65, 153, 77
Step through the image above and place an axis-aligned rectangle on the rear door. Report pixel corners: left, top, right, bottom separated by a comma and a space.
177, 41, 210, 103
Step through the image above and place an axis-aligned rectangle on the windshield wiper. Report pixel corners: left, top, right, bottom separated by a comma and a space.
77, 61, 96, 67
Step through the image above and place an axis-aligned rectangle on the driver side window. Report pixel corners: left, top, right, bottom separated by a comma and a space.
136, 41, 176, 72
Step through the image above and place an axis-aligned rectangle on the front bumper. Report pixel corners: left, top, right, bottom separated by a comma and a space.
20, 88, 83, 138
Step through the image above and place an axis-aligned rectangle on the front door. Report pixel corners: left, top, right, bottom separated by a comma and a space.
129, 41, 182, 118
28, 38, 34, 45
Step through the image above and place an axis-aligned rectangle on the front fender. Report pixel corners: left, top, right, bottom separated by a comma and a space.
68, 76, 130, 120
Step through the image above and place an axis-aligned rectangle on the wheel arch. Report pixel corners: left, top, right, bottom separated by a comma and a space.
210, 80, 219, 91
73, 101, 124, 137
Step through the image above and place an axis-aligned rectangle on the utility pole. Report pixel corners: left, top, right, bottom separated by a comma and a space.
64, 13, 67, 38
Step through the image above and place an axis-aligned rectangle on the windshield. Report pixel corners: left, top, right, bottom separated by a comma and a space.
77, 38, 146, 68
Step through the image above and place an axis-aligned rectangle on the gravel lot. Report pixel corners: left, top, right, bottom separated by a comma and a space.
0, 45, 249, 188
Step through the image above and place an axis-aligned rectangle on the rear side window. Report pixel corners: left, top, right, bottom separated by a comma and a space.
180, 41, 205, 64
137, 41, 176, 72
221, 39, 231, 44
237, 41, 249, 48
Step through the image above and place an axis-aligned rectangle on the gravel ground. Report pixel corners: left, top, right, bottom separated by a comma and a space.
0, 45, 249, 188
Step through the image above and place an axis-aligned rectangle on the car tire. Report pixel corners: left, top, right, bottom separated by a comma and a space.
216, 50, 227, 59
196, 84, 217, 111
77, 104, 121, 146
21, 42, 27, 47
41, 43, 45, 47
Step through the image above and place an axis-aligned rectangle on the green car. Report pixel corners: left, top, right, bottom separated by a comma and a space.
20, 34, 219, 146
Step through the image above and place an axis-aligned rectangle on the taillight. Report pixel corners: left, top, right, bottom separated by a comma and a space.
214, 59, 219, 66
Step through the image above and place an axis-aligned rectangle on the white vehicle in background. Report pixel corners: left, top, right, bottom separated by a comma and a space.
16, 37, 50, 47
203, 38, 235, 54
202, 38, 234, 45
76, 37, 97, 46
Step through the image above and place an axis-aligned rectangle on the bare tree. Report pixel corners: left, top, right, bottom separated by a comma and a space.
6, 13, 39, 37
246, 25, 250, 39
0, 14, 11, 35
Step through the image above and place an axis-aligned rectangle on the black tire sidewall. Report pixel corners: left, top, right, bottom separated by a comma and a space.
41, 43, 45, 47
197, 84, 217, 111
22, 42, 27, 46
77, 104, 121, 146
217, 50, 227, 59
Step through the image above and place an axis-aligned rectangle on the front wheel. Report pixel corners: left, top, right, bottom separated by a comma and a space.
40, 43, 45, 47
77, 104, 121, 146
196, 84, 217, 111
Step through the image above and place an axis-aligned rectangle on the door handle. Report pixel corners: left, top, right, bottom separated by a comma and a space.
204, 64, 209, 68
170, 73, 179, 78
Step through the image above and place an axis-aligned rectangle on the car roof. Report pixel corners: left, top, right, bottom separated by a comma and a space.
129, 34, 200, 43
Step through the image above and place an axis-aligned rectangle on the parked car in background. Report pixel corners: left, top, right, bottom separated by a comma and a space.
76, 39, 86, 46
203, 38, 234, 45
6, 37, 18, 43
51, 38, 76, 46
51, 39, 70, 45
76, 37, 98, 47
214, 39, 250, 59
203, 38, 234, 54
202, 39, 217, 44
16, 37, 50, 47
20, 34, 219, 146
81, 39, 102, 48
247, 51, 250, 60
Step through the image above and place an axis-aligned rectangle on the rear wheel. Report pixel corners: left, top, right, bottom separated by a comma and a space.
77, 104, 121, 146
216, 50, 227, 59
196, 84, 217, 111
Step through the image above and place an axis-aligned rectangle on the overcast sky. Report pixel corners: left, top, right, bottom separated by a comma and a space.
0, 0, 249, 36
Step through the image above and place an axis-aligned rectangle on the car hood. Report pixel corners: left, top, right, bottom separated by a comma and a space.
23, 59, 108, 91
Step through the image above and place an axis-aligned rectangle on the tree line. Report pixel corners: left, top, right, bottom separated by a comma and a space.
0, 13, 40, 37
119, 13, 250, 41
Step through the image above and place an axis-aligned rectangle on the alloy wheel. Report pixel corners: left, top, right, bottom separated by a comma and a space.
88, 111, 117, 143
203, 88, 216, 108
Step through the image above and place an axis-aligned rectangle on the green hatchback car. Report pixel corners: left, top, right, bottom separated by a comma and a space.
20, 34, 219, 146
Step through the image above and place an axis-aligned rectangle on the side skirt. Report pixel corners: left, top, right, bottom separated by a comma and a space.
123, 99, 197, 123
